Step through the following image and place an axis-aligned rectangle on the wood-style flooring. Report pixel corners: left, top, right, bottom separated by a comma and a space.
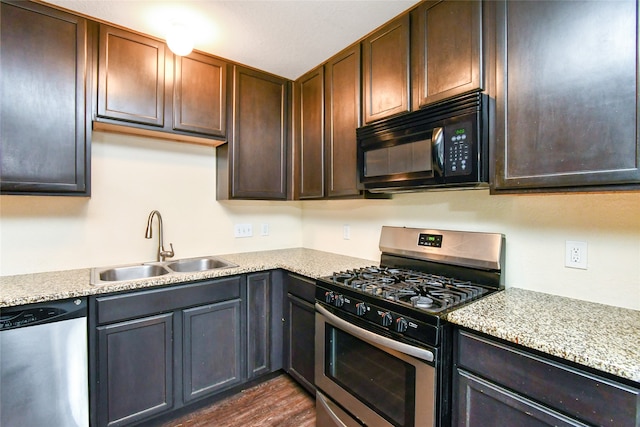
158, 375, 316, 427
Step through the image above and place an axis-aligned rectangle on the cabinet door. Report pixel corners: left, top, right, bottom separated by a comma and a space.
182, 299, 242, 403
454, 370, 587, 427
493, 0, 640, 192
362, 14, 410, 124
0, 1, 89, 195
98, 25, 165, 126
412, 0, 481, 108
173, 52, 227, 137
285, 293, 316, 394
247, 272, 272, 378
325, 45, 362, 198
227, 66, 289, 199
293, 66, 325, 199
96, 313, 173, 427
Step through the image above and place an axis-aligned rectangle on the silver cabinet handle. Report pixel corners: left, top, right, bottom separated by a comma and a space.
316, 303, 434, 363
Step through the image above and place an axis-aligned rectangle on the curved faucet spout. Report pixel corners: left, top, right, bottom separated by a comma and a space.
145, 210, 175, 262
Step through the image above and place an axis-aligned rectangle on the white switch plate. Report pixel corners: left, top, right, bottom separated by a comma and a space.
261, 223, 269, 236
343, 224, 350, 240
565, 241, 587, 269
234, 223, 252, 238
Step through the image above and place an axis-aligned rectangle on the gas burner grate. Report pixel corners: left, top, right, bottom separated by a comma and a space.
326, 266, 488, 313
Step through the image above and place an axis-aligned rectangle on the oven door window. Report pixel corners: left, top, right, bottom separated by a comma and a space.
325, 325, 415, 427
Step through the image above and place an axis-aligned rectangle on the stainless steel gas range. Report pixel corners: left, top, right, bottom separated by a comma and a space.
314, 226, 505, 427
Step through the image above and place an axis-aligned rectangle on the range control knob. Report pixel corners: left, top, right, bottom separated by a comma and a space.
380, 312, 393, 327
324, 291, 335, 304
355, 302, 367, 316
395, 317, 408, 333
333, 294, 344, 308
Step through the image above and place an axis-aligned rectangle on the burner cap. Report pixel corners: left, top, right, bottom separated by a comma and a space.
411, 295, 434, 308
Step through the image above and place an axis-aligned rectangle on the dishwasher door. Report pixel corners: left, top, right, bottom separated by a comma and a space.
0, 298, 88, 427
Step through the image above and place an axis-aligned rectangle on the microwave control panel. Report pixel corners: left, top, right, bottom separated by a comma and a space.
444, 121, 473, 176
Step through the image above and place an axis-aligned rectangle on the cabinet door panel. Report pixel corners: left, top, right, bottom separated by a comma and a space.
413, 0, 481, 107
294, 67, 325, 199
174, 53, 226, 137
98, 25, 165, 126
231, 66, 288, 199
183, 300, 242, 402
247, 273, 271, 378
0, 1, 89, 194
494, 0, 640, 191
455, 370, 587, 427
97, 313, 173, 427
285, 293, 315, 394
362, 15, 410, 124
325, 45, 362, 198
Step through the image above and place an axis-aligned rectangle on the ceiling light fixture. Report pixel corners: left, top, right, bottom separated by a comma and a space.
166, 22, 193, 56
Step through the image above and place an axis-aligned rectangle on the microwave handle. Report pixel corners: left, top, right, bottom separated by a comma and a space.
316, 303, 434, 363
432, 127, 444, 175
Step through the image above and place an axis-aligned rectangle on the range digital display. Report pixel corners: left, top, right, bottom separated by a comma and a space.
418, 233, 442, 248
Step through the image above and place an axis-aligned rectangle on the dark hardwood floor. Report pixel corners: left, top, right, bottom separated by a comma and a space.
158, 375, 315, 427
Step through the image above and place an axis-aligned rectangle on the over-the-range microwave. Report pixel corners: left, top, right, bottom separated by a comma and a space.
357, 91, 489, 193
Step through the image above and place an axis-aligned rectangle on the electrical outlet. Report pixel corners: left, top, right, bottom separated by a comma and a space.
343, 225, 350, 240
565, 241, 588, 269
234, 223, 253, 238
261, 223, 269, 236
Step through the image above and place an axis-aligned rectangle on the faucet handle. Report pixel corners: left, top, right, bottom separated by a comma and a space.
160, 243, 175, 261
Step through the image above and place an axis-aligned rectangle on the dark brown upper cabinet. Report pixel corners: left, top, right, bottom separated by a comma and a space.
324, 44, 363, 198
95, 25, 227, 145
97, 25, 166, 127
362, 14, 411, 124
0, 0, 92, 196
411, 0, 482, 109
293, 66, 325, 199
492, 0, 640, 193
173, 52, 227, 138
217, 65, 290, 200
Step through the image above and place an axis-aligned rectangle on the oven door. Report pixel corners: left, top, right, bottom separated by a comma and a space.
315, 303, 436, 427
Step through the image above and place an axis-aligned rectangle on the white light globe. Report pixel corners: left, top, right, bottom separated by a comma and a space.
167, 23, 193, 56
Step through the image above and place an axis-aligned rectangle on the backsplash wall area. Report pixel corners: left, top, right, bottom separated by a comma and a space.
300, 191, 640, 311
0, 131, 303, 276
0, 132, 638, 310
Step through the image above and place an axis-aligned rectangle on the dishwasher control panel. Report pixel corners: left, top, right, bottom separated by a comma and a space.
0, 298, 86, 330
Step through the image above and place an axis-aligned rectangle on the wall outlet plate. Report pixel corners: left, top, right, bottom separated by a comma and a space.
261, 223, 269, 236
565, 240, 587, 269
234, 223, 252, 238
343, 224, 350, 240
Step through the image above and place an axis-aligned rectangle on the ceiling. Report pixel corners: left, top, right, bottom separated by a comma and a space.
42, 0, 420, 80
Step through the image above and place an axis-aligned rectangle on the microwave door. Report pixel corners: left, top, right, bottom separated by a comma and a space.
363, 127, 443, 179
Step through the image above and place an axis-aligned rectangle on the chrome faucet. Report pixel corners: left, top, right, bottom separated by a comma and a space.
145, 210, 175, 262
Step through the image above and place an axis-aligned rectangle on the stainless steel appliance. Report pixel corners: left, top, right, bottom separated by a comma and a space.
357, 91, 489, 193
0, 298, 88, 427
315, 226, 505, 427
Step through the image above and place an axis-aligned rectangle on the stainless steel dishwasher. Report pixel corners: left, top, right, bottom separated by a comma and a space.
0, 298, 88, 427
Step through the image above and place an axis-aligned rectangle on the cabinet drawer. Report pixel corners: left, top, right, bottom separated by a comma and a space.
96, 277, 241, 324
456, 330, 640, 427
287, 274, 315, 303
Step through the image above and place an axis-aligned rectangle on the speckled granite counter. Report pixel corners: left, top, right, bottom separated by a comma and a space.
447, 287, 640, 384
0, 248, 376, 308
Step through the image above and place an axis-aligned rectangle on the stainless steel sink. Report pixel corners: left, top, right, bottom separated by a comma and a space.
165, 256, 237, 273
95, 264, 171, 283
90, 256, 238, 285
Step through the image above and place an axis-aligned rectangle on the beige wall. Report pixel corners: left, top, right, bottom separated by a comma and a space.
0, 131, 302, 275
300, 191, 640, 310
1, 131, 639, 310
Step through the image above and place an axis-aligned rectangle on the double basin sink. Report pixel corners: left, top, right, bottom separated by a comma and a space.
91, 256, 237, 285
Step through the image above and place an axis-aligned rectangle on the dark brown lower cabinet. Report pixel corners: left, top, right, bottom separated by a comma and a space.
453, 329, 640, 427
97, 313, 173, 427
283, 274, 316, 394
92, 277, 244, 427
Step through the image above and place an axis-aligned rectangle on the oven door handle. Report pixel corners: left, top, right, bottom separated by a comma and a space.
316, 303, 434, 363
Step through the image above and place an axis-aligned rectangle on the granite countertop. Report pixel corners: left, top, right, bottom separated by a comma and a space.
447, 287, 640, 384
0, 248, 376, 308
2, 250, 639, 384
